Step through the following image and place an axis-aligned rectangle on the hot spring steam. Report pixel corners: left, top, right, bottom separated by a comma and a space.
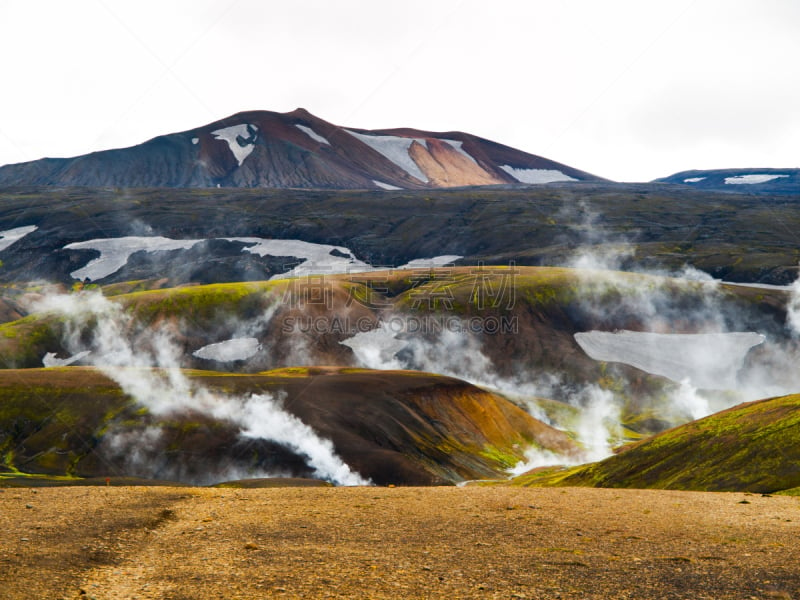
34, 291, 369, 486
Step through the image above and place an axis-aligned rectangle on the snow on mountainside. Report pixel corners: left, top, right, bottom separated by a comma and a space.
41, 231, 464, 284
655, 168, 800, 194
0, 108, 603, 189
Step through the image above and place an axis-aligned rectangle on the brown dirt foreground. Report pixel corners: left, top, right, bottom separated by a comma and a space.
1, 486, 798, 600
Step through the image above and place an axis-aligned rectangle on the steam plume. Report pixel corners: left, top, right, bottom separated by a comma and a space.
34, 291, 369, 486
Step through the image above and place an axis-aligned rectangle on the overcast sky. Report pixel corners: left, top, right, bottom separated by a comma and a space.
0, 0, 797, 182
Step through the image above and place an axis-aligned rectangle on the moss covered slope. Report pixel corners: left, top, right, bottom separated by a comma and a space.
0, 367, 576, 486
512, 393, 800, 493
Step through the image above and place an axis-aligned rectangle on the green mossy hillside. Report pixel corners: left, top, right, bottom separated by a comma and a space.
511, 393, 800, 493
0, 366, 574, 486
0, 267, 789, 440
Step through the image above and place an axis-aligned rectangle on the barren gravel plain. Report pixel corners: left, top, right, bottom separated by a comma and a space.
1, 485, 798, 600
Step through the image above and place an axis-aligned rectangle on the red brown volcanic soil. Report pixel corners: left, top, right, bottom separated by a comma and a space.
1, 486, 798, 599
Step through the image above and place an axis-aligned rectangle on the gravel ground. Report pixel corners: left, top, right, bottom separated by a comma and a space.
1, 485, 798, 599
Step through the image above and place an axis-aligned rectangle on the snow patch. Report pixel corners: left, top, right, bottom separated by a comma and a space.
42, 350, 91, 367
338, 324, 408, 370
723, 281, 793, 291
396, 255, 462, 269
193, 337, 261, 362
683, 177, 706, 183
65, 236, 203, 280
500, 165, 578, 184
191, 137, 199, 145
211, 124, 259, 166
63, 234, 469, 282
574, 330, 765, 390
226, 237, 372, 278
295, 124, 330, 145
345, 129, 429, 182
0, 225, 37, 252
724, 174, 790, 185
372, 180, 403, 191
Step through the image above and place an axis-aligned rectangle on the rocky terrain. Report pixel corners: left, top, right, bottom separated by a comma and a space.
1, 184, 798, 287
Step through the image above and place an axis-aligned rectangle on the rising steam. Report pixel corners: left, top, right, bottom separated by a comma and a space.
34, 291, 369, 486
340, 317, 624, 465
338, 218, 800, 475
787, 271, 800, 336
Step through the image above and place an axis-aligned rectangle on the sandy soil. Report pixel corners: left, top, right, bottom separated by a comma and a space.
1, 485, 798, 600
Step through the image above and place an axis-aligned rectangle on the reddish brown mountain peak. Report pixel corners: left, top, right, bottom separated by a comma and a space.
0, 109, 605, 188
287, 107, 314, 118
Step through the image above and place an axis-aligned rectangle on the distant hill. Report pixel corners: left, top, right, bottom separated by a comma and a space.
654, 168, 800, 195
0, 108, 603, 189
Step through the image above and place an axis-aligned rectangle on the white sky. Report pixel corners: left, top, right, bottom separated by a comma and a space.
0, 0, 798, 182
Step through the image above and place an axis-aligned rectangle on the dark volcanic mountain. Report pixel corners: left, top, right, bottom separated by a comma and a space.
655, 168, 800, 195
0, 109, 603, 189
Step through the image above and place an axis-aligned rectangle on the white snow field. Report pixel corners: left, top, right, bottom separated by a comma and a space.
338, 325, 407, 370
683, 177, 706, 183
211, 124, 259, 166
396, 255, 462, 269
63, 235, 467, 281
345, 130, 429, 182
724, 174, 789, 185
0, 225, 38, 252
574, 330, 765, 390
192, 337, 261, 362
372, 180, 403, 190
42, 350, 91, 367
65, 236, 204, 280
723, 281, 793, 291
226, 237, 373, 278
499, 165, 578, 184
295, 124, 330, 145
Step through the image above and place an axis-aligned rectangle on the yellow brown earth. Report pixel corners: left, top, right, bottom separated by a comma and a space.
1, 485, 798, 600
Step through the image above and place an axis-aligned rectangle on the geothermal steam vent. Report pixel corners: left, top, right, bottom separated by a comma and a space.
574, 330, 765, 390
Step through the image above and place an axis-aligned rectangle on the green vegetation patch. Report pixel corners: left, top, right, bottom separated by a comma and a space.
118, 280, 285, 323
0, 368, 134, 475
513, 393, 800, 493
0, 316, 63, 368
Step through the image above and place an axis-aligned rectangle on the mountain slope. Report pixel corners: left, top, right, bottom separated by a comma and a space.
512, 392, 800, 493
0, 109, 603, 189
0, 367, 576, 486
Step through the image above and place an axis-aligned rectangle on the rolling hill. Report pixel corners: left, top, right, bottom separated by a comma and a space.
0, 366, 576, 486
511, 392, 800, 494
0, 266, 795, 450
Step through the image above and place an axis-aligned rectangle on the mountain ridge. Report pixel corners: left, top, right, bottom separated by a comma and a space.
0, 108, 604, 189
